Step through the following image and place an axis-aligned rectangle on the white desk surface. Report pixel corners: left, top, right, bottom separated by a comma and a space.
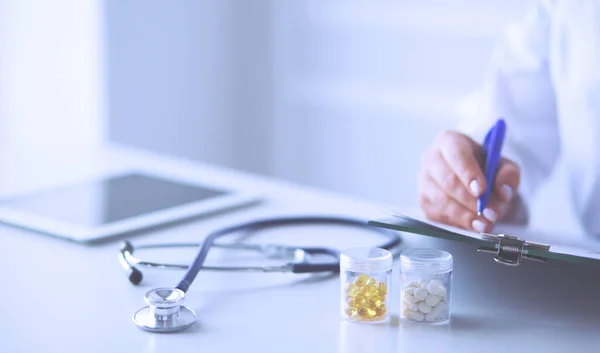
1, 144, 599, 353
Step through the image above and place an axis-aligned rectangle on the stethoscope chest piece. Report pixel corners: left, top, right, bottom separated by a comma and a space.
133, 288, 197, 333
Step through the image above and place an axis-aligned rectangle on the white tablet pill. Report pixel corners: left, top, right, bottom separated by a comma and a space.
429, 279, 443, 287
406, 310, 424, 321
417, 278, 428, 286
418, 302, 432, 313
426, 282, 441, 295
425, 311, 438, 322
425, 294, 441, 307
413, 287, 428, 301
405, 280, 419, 288
403, 301, 418, 312
427, 302, 448, 321
438, 285, 447, 299
402, 309, 411, 319
403, 287, 415, 295
405, 294, 420, 303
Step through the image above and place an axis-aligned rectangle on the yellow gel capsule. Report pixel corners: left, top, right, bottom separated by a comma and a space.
355, 274, 369, 285
347, 286, 360, 297
377, 282, 388, 295
376, 305, 387, 317
346, 307, 358, 317
365, 277, 377, 286
345, 282, 357, 293
365, 308, 377, 318
353, 295, 366, 307
362, 286, 378, 297
369, 298, 383, 308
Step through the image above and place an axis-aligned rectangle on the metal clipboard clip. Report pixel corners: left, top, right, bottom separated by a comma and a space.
477, 233, 551, 266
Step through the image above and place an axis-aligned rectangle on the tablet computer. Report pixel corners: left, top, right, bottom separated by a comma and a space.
0, 172, 261, 243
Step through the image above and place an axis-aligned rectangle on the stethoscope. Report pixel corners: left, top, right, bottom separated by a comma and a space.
118, 215, 402, 333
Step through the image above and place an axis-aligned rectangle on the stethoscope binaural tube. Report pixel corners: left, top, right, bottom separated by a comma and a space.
119, 241, 343, 285
175, 215, 401, 292
120, 216, 401, 286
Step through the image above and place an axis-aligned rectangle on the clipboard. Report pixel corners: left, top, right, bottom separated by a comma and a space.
368, 212, 600, 268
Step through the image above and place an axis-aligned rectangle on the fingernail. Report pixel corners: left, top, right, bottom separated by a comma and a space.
469, 180, 481, 196
501, 184, 513, 201
472, 219, 486, 233
483, 208, 497, 222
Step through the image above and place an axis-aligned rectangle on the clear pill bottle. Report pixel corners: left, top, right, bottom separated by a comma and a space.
400, 248, 453, 323
340, 247, 392, 323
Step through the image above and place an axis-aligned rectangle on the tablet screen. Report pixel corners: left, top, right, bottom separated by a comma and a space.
0, 173, 229, 227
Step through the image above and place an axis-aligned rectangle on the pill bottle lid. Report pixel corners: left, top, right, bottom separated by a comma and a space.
400, 248, 453, 274
340, 247, 393, 272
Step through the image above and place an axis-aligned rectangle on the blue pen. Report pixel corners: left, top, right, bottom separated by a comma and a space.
477, 118, 506, 216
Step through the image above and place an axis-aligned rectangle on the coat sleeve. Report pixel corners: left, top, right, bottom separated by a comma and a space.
457, 0, 560, 219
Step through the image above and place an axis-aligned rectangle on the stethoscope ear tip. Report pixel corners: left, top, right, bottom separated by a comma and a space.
129, 268, 143, 285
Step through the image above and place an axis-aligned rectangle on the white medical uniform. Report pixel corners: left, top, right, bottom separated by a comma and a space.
458, 0, 600, 237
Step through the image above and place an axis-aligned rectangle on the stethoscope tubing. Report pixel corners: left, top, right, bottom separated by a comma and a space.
120, 215, 401, 292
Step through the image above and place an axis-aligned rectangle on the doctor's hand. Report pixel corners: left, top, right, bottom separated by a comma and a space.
418, 130, 521, 233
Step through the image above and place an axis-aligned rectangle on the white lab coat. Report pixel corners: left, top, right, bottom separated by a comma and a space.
458, 0, 600, 238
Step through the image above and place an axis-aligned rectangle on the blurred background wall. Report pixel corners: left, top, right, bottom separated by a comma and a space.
0, 0, 104, 195
1, 0, 533, 207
